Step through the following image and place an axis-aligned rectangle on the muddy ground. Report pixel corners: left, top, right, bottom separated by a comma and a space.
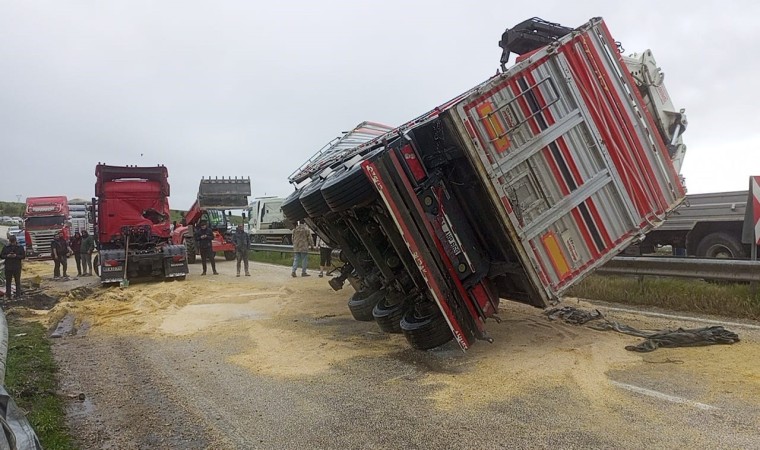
8, 258, 760, 449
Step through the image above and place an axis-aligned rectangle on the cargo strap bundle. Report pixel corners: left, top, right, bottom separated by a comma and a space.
545, 306, 740, 352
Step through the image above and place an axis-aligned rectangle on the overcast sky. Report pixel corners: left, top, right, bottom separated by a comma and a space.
1, 0, 758, 209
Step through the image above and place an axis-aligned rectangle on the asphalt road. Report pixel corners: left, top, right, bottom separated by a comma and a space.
42, 258, 760, 449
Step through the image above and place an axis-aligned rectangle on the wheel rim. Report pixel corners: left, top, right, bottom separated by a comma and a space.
707, 245, 733, 259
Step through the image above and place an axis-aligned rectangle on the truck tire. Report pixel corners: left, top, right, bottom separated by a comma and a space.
299, 178, 331, 219
224, 251, 236, 261
695, 232, 746, 259
93, 255, 100, 276
372, 291, 410, 334
282, 188, 308, 225
322, 150, 384, 212
400, 305, 454, 350
347, 289, 385, 322
183, 238, 197, 264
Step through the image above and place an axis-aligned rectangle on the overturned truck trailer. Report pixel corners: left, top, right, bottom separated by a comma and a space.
284, 18, 687, 350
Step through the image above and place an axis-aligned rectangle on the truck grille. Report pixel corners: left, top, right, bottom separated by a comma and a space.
28, 230, 58, 257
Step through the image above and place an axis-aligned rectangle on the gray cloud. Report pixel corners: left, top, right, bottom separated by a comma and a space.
1, 0, 757, 208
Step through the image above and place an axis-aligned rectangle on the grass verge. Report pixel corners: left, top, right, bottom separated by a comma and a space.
6, 318, 75, 450
566, 275, 760, 320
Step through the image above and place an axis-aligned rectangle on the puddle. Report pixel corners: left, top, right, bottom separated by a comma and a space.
68, 397, 95, 420
159, 302, 268, 336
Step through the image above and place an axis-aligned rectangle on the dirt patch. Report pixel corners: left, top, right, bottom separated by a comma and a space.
1, 291, 59, 310
30, 257, 760, 449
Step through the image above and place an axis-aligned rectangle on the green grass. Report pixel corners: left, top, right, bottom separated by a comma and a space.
5, 319, 75, 450
566, 275, 760, 320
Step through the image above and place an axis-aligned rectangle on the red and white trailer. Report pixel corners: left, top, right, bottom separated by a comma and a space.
286, 17, 687, 350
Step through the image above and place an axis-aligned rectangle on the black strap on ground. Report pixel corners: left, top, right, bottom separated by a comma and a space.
545, 306, 604, 325
545, 306, 740, 352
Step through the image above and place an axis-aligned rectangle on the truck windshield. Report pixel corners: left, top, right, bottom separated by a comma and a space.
25, 216, 65, 227
205, 210, 227, 229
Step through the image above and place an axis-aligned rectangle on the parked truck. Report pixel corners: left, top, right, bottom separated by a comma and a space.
247, 196, 291, 244
68, 199, 94, 235
23, 196, 70, 259
282, 17, 688, 351
92, 164, 189, 284
171, 177, 251, 263
633, 190, 749, 258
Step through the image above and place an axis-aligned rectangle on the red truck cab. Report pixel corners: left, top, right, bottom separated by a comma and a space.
24, 196, 70, 259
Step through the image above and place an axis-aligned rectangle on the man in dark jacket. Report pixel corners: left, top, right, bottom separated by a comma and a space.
194, 221, 217, 275
1, 235, 26, 299
80, 230, 95, 276
232, 224, 250, 277
69, 231, 83, 276
51, 231, 70, 279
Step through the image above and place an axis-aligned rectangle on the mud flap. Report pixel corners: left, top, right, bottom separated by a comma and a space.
163, 245, 189, 277
99, 249, 126, 284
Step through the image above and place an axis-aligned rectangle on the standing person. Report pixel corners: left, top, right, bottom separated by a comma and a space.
1, 235, 26, 299
291, 221, 312, 277
80, 230, 95, 276
316, 236, 333, 278
232, 224, 251, 277
51, 231, 70, 279
194, 221, 218, 275
69, 231, 83, 276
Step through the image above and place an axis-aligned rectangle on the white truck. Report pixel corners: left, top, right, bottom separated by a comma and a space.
247, 196, 292, 244
634, 190, 750, 258
282, 17, 689, 351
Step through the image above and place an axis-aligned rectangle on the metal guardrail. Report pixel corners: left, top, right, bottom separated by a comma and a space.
598, 256, 760, 282
250, 243, 339, 258
250, 243, 760, 282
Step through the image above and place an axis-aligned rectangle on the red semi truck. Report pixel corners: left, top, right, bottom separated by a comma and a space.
283, 17, 688, 350
92, 164, 189, 284
23, 196, 70, 259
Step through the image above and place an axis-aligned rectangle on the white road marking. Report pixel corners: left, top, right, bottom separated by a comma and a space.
598, 306, 760, 331
610, 381, 718, 411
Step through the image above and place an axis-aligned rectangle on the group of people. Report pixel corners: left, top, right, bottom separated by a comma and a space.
291, 221, 332, 278
0, 228, 96, 299
194, 220, 251, 277
50, 230, 96, 279
197, 219, 333, 280
2, 221, 334, 299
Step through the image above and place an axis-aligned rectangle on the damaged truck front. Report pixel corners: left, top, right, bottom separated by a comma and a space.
284, 18, 687, 350
92, 164, 189, 284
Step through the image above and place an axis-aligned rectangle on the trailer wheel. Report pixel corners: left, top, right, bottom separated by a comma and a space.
299, 178, 332, 219
400, 304, 454, 350
322, 150, 384, 212
224, 251, 236, 261
372, 291, 410, 333
696, 232, 746, 259
282, 188, 308, 225
348, 289, 385, 322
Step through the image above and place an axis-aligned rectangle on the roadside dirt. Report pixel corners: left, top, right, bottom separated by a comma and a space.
9, 259, 760, 449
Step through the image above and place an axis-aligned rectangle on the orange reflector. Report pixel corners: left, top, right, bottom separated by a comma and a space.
476, 102, 511, 153
541, 231, 570, 280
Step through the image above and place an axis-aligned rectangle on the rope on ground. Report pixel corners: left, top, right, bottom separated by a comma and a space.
545, 306, 741, 352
